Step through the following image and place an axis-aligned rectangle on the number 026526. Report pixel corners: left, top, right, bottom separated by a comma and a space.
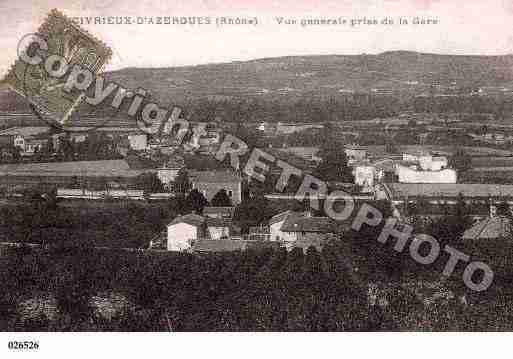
8, 341, 39, 350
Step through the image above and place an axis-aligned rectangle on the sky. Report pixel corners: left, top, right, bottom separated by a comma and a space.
0, 0, 513, 75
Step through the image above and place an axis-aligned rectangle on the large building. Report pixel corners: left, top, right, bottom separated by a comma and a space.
0, 126, 54, 155
268, 210, 340, 251
383, 183, 513, 217
396, 165, 457, 184
189, 170, 242, 205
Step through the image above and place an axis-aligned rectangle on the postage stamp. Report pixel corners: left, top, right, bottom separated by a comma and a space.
1, 9, 112, 127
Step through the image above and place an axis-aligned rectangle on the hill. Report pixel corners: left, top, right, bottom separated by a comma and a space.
1, 51, 513, 123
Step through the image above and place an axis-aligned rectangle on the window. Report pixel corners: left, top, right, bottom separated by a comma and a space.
228, 190, 233, 197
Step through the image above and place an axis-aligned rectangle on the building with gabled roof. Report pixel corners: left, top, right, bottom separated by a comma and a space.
462, 216, 511, 240
166, 213, 237, 251
269, 210, 341, 251
167, 213, 206, 251
387, 183, 513, 200
189, 170, 242, 205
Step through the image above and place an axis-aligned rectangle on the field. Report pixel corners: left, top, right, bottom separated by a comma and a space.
0, 199, 175, 248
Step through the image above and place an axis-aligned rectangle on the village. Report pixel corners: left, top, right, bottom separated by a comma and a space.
0, 107, 513, 257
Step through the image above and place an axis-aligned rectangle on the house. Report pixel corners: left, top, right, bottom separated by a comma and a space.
24, 135, 48, 154
128, 133, 148, 150
418, 155, 448, 171
269, 210, 298, 243
257, 122, 267, 132
248, 225, 271, 241
205, 217, 232, 240
373, 159, 397, 182
255, 122, 277, 135
462, 216, 511, 240
396, 165, 457, 184
189, 170, 242, 205
167, 213, 206, 251
197, 124, 222, 154
352, 161, 377, 188
384, 183, 513, 217
278, 146, 322, 165
166, 213, 236, 251
0, 126, 51, 154
402, 150, 431, 163
156, 156, 185, 188
345, 145, 367, 163
394, 150, 455, 183
269, 210, 339, 251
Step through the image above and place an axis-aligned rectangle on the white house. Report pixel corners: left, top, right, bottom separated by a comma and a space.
269, 211, 298, 244
396, 165, 457, 184
352, 162, 376, 188
205, 218, 231, 240
166, 214, 205, 251
128, 134, 148, 150
13, 135, 25, 151
418, 155, 448, 171
345, 145, 367, 164
166, 214, 234, 251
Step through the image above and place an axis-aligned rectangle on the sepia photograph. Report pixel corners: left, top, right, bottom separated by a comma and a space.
0, 0, 512, 357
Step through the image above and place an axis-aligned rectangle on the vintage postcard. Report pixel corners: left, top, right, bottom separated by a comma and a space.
0, 0, 512, 358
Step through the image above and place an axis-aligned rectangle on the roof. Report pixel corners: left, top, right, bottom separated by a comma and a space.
344, 145, 367, 151
388, 183, 513, 199
269, 210, 293, 225
281, 215, 338, 233
469, 167, 513, 172
168, 213, 205, 227
462, 216, 511, 240
0, 126, 50, 137
0, 159, 151, 178
373, 159, 396, 172
403, 149, 431, 157
189, 170, 241, 184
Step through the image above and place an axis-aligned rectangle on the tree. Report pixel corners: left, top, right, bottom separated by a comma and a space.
449, 149, 471, 173
211, 189, 233, 207
233, 192, 270, 233
44, 138, 55, 156
497, 201, 511, 217
186, 189, 208, 214
314, 139, 354, 182
136, 172, 165, 194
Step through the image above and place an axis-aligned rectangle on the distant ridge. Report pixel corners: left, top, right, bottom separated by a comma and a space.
0, 51, 512, 125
